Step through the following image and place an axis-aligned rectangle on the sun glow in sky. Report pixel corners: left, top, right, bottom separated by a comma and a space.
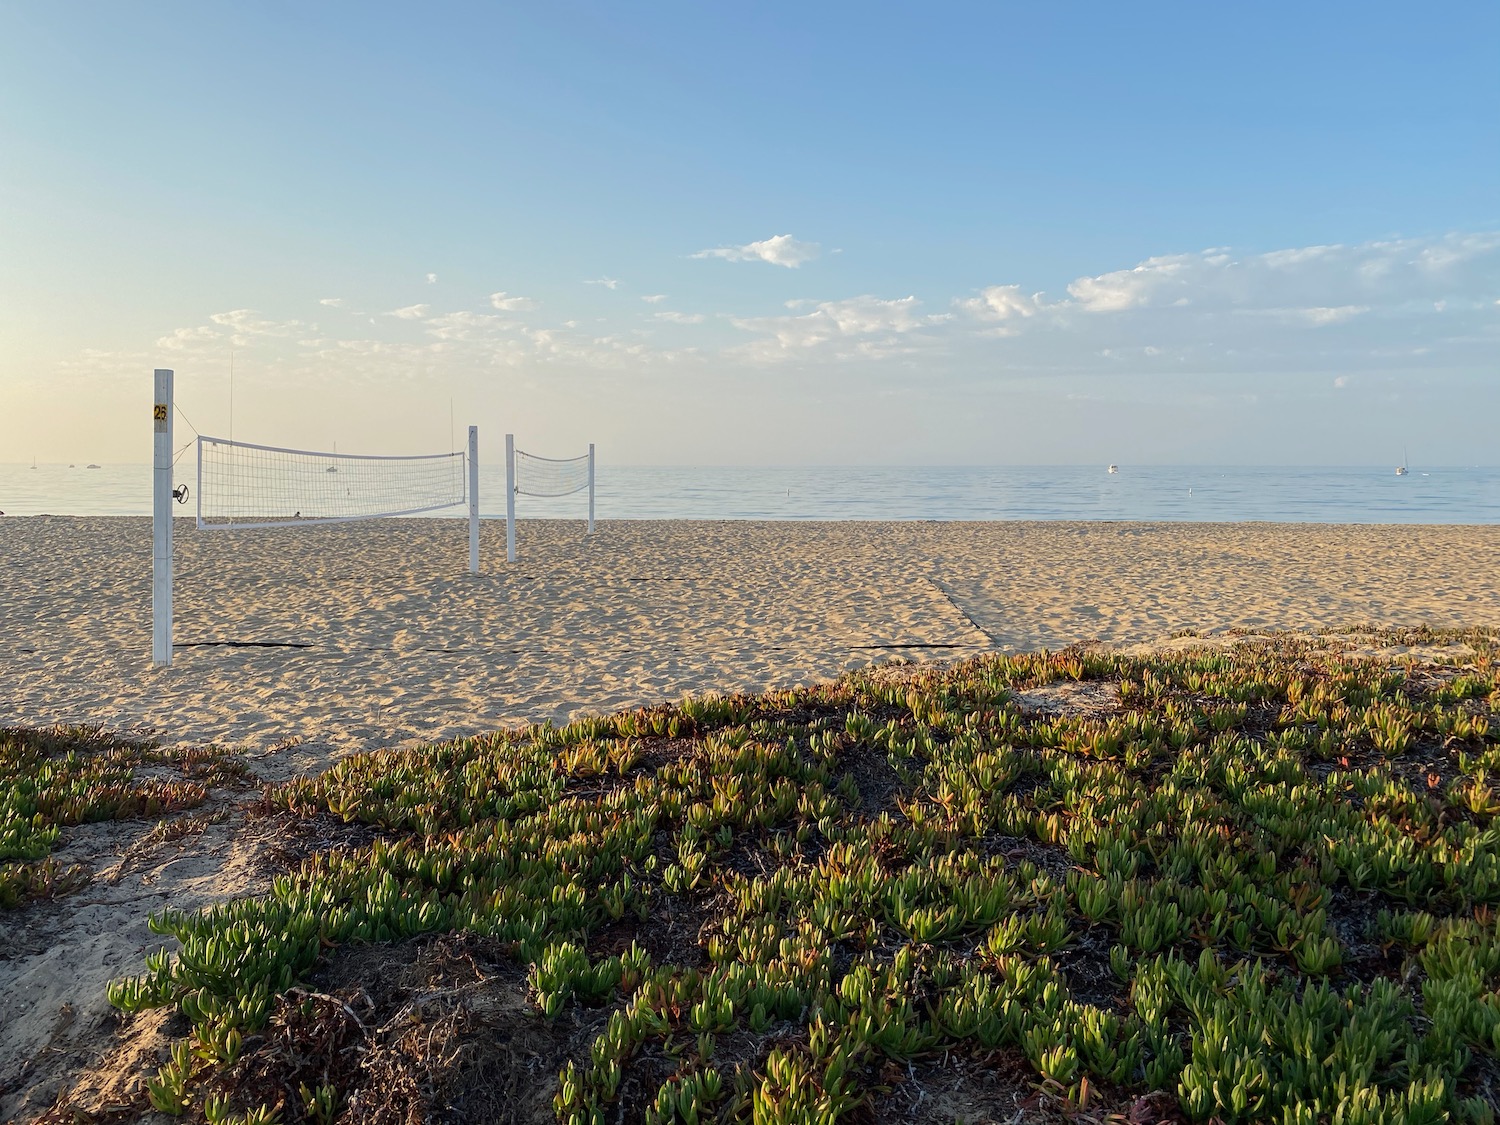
2, 2, 1497, 465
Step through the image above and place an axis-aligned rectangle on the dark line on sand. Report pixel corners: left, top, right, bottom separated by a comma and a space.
174, 640, 313, 649
925, 576, 1002, 648
854, 643, 968, 650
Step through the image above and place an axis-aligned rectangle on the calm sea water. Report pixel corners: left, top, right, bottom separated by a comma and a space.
1, 463, 1497, 524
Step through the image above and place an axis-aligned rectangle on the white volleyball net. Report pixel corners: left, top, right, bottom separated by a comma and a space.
196, 435, 468, 529
513, 448, 591, 497
505, 438, 595, 560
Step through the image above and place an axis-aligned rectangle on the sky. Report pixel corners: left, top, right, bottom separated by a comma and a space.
1, 2, 1497, 466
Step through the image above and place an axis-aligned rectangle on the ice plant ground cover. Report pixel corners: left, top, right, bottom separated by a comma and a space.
18, 630, 1500, 1123
0, 727, 248, 909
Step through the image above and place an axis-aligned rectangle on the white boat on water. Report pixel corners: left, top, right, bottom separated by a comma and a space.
1107, 464, 1118, 474
1396, 446, 1408, 475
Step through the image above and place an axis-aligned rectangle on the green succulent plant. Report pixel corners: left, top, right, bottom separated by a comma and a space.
67, 631, 1500, 1122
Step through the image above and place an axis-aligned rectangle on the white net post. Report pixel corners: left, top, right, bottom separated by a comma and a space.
152, 368, 174, 667
195, 427, 204, 527
505, 432, 517, 563
467, 425, 479, 574
588, 443, 595, 533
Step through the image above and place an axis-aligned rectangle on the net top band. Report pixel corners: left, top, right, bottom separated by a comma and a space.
514, 449, 590, 465
198, 435, 463, 462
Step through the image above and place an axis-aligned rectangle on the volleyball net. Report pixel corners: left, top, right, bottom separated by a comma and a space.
150, 365, 596, 667
196, 436, 468, 529
513, 448, 591, 498
505, 434, 595, 561
151, 365, 482, 666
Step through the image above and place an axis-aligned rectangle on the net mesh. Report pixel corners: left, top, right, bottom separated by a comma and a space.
514, 449, 590, 497
197, 436, 466, 528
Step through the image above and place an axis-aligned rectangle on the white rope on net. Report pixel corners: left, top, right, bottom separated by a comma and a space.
196, 435, 467, 529
513, 448, 590, 497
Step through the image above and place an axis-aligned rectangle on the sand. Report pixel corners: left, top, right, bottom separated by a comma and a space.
4, 516, 1499, 768
1, 803, 286, 1115
3, 515, 1499, 1116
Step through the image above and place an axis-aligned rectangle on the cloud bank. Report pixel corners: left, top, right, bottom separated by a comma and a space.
123, 230, 1499, 392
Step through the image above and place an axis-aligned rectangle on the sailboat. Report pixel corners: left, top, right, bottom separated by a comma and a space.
326, 440, 340, 473
1107, 464, 1119, 474
30, 456, 37, 470
1396, 446, 1408, 476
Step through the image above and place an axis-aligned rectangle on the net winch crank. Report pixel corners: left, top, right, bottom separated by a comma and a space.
172, 484, 189, 505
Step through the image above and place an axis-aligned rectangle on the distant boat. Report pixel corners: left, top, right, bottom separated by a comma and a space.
30, 457, 36, 470
1107, 465, 1119, 474
86, 463, 101, 469
1396, 446, 1408, 476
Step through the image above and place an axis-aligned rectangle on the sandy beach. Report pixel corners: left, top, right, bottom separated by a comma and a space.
3, 515, 1498, 767
4, 515, 1500, 1116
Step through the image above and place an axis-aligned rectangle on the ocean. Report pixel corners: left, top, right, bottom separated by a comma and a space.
3, 463, 1498, 524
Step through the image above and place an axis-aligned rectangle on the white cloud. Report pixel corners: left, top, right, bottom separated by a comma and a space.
584, 277, 620, 289
934, 231, 1500, 379
319, 298, 344, 308
731, 295, 943, 360
156, 325, 221, 351
121, 229, 1499, 399
489, 291, 538, 312
426, 273, 438, 284
954, 285, 1045, 321
208, 309, 306, 336
199, 309, 311, 348
423, 310, 520, 341
1066, 254, 1202, 312
1232, 305, 1373, 326
685, 229, 1471, 381
1298, 305, 1370, 326
1062, 232, 1500, 316
144, 309, 313, 353
692, 233, 820, 269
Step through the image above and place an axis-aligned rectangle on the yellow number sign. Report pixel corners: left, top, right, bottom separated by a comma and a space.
153, 404, 168, 421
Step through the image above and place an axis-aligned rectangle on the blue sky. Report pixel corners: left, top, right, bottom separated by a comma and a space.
2, 1, 1497, 465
